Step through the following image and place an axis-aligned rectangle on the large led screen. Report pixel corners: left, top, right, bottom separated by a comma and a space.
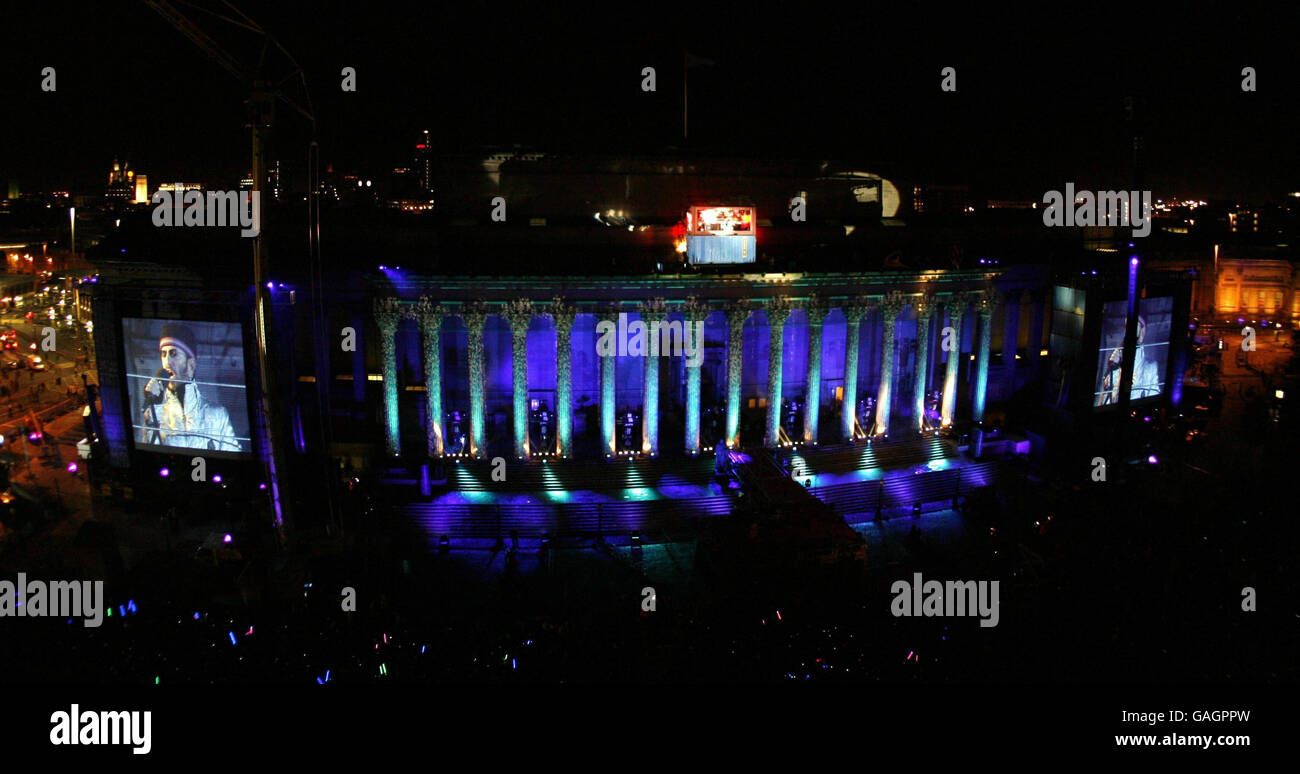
1093, 297, 1172, 406
1133, 296, 1171, 400
122, 318, 251, 454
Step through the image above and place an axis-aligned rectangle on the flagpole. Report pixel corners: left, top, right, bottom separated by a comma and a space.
683, 51, 688, 139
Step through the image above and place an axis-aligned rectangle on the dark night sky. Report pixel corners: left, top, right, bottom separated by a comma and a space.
2, 2, 1297, 202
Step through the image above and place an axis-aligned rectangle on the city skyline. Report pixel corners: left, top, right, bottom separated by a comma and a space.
3, 4, 1298, 202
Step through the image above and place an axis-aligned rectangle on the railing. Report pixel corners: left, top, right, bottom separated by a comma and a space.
807, 460, 998, 521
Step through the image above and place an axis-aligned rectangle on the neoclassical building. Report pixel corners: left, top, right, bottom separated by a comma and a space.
369, 269, 1048, 461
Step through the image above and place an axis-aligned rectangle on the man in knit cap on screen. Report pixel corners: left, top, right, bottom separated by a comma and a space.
141, 322, 242, 451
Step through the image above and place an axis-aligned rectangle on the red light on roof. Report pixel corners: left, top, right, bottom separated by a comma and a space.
416, 144, 427, 149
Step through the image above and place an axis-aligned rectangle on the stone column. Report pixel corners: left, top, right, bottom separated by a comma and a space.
413, 297, 445, 456
683, 298, 708, 455
841, 299, 870, 442
640, 299, 667, 455
941, 293, 968, 428
599, 306, 618, 456
374, 298, 403, 457
504, 299, 533, 459
913, 292, 934, 433
764, 297, 793, 448
973, 291, 997, 423
802, 295, 828, 444
725, 303, 748, 448
463, 302, 488, 459
548, 299, 576, 458
874, 291, 906, 437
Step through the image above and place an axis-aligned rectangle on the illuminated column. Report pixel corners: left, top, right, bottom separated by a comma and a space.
972, 291, 997, 423
874, 292, 905, 437
802, 295, 828, 444
413, 297, 445, 457
841, 299, 870, 442
599, 306, 618, 456
464, 302, 488, 459
549, 299, 576, 458
374, 298, 402, 457
504, 299, 533, 460
641, 299, 667, 456
683, 298, 708, 455
725, 304, 748, 448
941, 292, 968, 428
913, 293, 934, 433
764, 297, 793, 448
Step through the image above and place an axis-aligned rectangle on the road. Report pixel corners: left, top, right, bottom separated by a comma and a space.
0, 312, 98, 482
0, 313, 96, 422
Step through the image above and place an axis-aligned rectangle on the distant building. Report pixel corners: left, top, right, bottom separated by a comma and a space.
106, 160, 135, 202
1213, 246, 1300, 323
240, 161, 281, 200
156, 182, 204, 197
1229, 207, 1259, 234
416, 131, 432, 193
134, 174, 149, 204
912, 184, 972, 216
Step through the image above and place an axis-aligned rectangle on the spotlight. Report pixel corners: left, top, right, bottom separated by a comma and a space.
222, 533, 233, 544
66, 462, 78, 473
212, 474, 223, 484
159, 467, 170, 478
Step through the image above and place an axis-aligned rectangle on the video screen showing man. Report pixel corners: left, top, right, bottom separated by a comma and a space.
124, 319, 250, 453
1094, 299, 1169, 406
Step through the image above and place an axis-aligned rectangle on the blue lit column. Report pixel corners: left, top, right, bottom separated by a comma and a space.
841, 300, 869, 441
414, 297, 445, 457
874, 291, 906, 437
802, 295, 827, 444
641, 299, 666, 456
550, 300, 576, 458
505, 299, 532, 460
764, 297, 793, 448
464, 303, 488, 459
973, 292, 996, 423
913, 293, 934, 433
374, 298, 402, 457
725, 304, 747, 448
683, 298, 707, 454
599, 307, 617, 456
941, 293, 967, 428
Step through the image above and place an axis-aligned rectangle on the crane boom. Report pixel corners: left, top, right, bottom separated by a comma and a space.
142, 0, 320, 537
